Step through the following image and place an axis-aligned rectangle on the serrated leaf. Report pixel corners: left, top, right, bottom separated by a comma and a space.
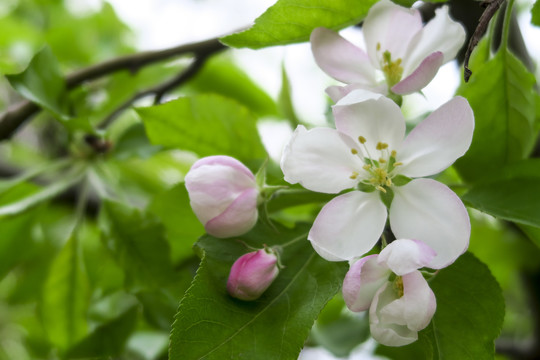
462, 177, 540, 228
65, 306, 138, 358
378, 253, 504, 359
6, 46, 67, 117
41, 233, 90, 350
456, 49, 537, 181
99, 200, 175, 291
221, 0, 378, 49
137, 94, 267, 161
169, 222, 348, 360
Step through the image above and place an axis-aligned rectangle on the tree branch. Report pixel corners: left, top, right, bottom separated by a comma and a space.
0, 36, 226, 140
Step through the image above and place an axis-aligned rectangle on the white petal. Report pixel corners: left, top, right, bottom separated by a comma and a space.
403, 6, 466, 74
379, 271, 436, 331
363, 0, 422, 68
343, 255, 391, 312
280, 125, 364, 194
326, 83, 388, 103
378, 239, 436, 276
308, 191, 387, 261
310, 27, 376, 85
391, 51, 443, 95
333, 90, 406, 156
369, 282, 418, 347
390, 179, 470, 269
397, 96, 474, 177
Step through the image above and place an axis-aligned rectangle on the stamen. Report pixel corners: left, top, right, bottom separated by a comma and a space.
386, 178, 392, 186
362, 164, 372, 171
376, 142, 388, 150
394, 162, 403, 166
376, 42, 381, 51
391, 150, 397, 158
376, 185, 386, 193
351, 148, 358, 155
358, 136, 367, 144
379, 158, 386, 164
350, 171, 359, 179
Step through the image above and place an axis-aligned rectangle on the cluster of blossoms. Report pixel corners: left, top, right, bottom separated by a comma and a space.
184, 0, 472, 348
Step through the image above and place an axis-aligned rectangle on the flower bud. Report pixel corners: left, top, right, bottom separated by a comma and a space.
227, 249, 279, 301
185, 155, 259, 238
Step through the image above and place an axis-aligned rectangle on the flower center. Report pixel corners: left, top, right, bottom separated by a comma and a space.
376, 43, 403, 88
393, 276, 404, 298
349, 136, 402, 193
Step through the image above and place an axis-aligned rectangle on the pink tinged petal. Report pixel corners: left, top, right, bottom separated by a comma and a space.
363, 0, 422, 68
205, 188, 259, 238
379, 271, 436, 331
397, 96, 474, 178
378, 239, 437, 276
403, 5, 466, 74
333, 90, 406, 156
343, 255, 391, 312
390, 178, 470, 269
227, 249, 279, 301
369, 282, 418, 346
308, 191, 387, 261
189, 155, 255, 180
391, 51, 443, 95
280, 125, 364, 194
326, 82, 388, 103
310, 27, 376, 85
185, 161, 257, 224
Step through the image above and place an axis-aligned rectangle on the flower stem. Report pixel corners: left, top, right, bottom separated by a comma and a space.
501, 0, 515, 52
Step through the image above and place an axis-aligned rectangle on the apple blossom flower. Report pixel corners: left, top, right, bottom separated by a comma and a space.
310, 0, 466, 101
185, 155, 260, 238
280, 90, 473, 268
227, 248, 279, 301
343, 239, 437, 346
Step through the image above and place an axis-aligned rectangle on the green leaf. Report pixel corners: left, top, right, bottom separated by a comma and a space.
186, 56, 278, 117
462, 177, 540, 228
378, 253, 504, 359
532, 0, 540, 26
147, 183, 204, 263
169, 222, 348, 360
41, 233, 90, 350
455, 49, 537, 181
65, 306, 138, 358
137, 94, 267, 161
278, 64, 301, 128
6, 46, 67, 117
221, 0, 378, 49
267, 189, 334, 212
99, 200, 175, 291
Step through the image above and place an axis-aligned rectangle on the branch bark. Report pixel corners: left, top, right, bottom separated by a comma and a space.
0, 36, 226, 140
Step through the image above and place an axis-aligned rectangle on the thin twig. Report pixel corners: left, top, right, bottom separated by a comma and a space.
463, 0, 506, 82
0, 36, 226, 140
97, 55, 210, 130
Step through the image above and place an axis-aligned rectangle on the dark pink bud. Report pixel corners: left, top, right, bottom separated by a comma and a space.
227, 249, 279, 301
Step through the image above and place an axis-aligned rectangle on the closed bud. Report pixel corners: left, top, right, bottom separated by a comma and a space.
185, 155, 259, 238
227, 249, 279, 301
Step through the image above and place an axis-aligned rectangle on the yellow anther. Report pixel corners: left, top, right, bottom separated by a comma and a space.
394, 162, 403, 166
376, 142, 388, 150
386, 178, 393, 186
363, 164, 372, 171
351, 148, 358, 155
379, 158, 386, 164
376, 42, 381, 51
349, 171, 359, 179
394, 276, 404, 297
376, 185, 387, 193
396, 58, 402, 66
358, 136, 367, 144
391, 150, 397, 157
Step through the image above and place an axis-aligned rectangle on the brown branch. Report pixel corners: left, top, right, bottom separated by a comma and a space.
97, 55, 210, 130
0, 36, 226, 140
463, 0, 506, 82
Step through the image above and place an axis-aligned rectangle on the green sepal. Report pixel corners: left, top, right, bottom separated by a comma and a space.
392, 174, 412, 186
379, 187, 394, 209
357, 183, 376, 193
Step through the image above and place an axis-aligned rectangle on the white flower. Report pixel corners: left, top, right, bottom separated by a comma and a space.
280, 90, 474, 268
185, 155, 259, 238
310, 0, 466, 101
342, 239, 437, 346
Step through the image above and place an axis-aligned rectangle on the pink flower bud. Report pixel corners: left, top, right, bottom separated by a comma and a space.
227, 249, 279, 301
185, 156, 259, 238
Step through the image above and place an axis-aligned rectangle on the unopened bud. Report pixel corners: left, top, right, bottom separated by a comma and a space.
227, 249, 279, 301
